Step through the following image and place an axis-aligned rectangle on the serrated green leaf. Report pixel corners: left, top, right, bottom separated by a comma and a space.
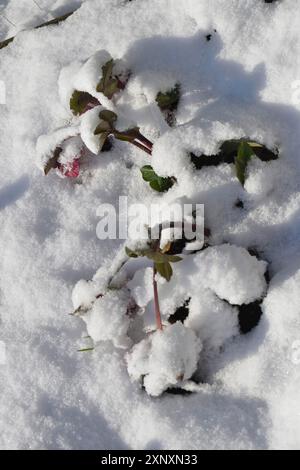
156, 83, 180, 112
235, 141, 255, 186
70, 90, 99, 116
155, 261, 173, 281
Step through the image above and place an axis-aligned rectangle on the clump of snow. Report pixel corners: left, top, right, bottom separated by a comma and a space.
82, 289, 132, 349
193, 244, 267, 305
185, 290, 239, 350
79, 105, 104, 154
58, 60, 83, 111
35, 125, 79, 171
72, 279, 101, 311
127, 322, 202, 396
59, 135, 83, 164
73, 50, 111, 96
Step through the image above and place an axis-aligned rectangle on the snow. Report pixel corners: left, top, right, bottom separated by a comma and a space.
0, 0, 300, 450
79, 105, 104, 154
193, 244, 267, 305
126, 322, 202, 397
82, 289, 132, 349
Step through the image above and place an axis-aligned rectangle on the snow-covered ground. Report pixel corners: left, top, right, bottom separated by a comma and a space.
1, 0, 300, 450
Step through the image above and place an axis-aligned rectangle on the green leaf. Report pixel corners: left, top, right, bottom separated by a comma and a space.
156, 83, 180, 112
44, 147, 62, 175
94, 122, 110, 135
235, 141, 255, 186
145, 251, 167, 263
165, 254, 182, 263
140, 165, 157, 182
140, 165, 174, 193
125, 246, 139, 258
96, 59, 120, 99
70, 90, 99, 116
155, 261, 173, 281
99, 110, 118, 126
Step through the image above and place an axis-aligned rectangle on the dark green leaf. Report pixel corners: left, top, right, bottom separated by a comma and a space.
165, 254, 182, 263
235, 141, 255, 186
140, 165, 174, 193
96, 59, 120, 99
94, 122, 110, 135
140, 165, 157, 182
155, 261, 173, 281
99, 110, 118, 126
145, 251, 167, 263
70, 90, 99, 116
156, 83, 180, 112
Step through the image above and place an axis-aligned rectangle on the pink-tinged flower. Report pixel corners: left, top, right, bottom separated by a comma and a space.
58, 158, 80, 178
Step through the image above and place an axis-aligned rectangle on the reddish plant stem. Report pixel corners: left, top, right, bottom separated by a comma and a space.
153, 265, 163, 331
131, 140, 152, 155
136, 132, 153, 152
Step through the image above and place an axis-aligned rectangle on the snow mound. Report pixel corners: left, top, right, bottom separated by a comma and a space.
193, 245, 267, 305
82, 289, 132, 349
127, 323, 202, 396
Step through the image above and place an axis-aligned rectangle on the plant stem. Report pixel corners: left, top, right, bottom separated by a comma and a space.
153, 265, 163, 331
136, 132, 153, 152
131, 140, 152, 155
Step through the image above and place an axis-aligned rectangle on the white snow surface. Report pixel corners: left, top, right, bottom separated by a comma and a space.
0, 0, 300, 450
127, 323, 202, 397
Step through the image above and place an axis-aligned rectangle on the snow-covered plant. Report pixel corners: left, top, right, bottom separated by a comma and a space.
156, 83, 180, 127
126, 322, 201, 396
36, 50, 153, 178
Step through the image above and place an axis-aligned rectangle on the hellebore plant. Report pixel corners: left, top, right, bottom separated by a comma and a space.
38, 54, 182, 184
38, 50, 278, 191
